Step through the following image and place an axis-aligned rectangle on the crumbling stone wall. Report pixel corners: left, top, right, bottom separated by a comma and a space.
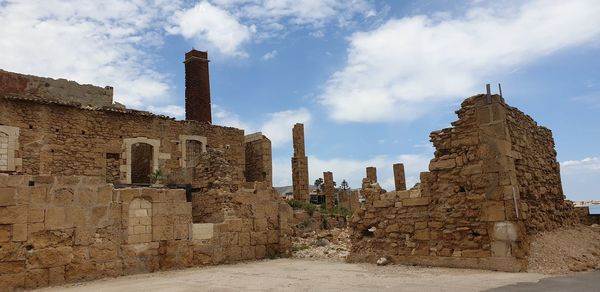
505, 105, 580, 233
244, 132, 272, 186
0, 96, 245, 186
349, 94, 580, 272
0, 70, 113, 108
0, 174, 293, 290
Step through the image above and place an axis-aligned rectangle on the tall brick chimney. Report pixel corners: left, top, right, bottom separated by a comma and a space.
184, 49, 212, 123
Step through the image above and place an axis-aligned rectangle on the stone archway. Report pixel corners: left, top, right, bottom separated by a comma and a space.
131, 142, 153, 184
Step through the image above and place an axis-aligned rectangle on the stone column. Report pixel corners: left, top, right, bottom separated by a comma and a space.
393, 163, 406, 191
291, 123, 309, 202
366, 167, 377, 183
323, 171, 334, 209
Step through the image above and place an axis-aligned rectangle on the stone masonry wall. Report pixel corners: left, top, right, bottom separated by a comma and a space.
348, 94, 579, 272
0, 175, 293, 290
244, 133, 272, 186
505, 104, 581, 234
0, 96, 245, 187
0, 70, 113, 108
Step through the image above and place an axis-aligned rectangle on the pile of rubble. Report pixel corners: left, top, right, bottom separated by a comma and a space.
528, 225, 600, 274
292, 228, 351, 261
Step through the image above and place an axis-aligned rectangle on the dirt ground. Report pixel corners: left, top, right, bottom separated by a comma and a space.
35, 259, 549, 292
528, 225, 600, 274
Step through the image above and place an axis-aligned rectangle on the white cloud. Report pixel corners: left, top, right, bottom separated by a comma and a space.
168, 1, 254, 57
562, 157, 600, 172
262, 49, 278, 60
319, 0, 600, 123
211, 105, 311, 147
146, 105, 185, 119
213, 0, 373, 26
272, 152, 431, 189
212, 104, 252, 130
560, 157, 600, 201
261, 108, 311, 147
0, 0, 178, 108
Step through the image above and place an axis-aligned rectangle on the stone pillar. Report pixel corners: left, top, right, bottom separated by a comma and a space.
291, 123, 309, 202
393, 163, 406, 191
323, 171, 334, 209
184, 49, 212, 123
366, 166, 377, 183
244, 132, 272, 186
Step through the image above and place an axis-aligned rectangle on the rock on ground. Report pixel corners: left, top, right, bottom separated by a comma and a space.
291, 228, 350, 261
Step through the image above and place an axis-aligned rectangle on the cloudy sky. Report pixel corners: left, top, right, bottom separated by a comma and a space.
1, 0, 599, 200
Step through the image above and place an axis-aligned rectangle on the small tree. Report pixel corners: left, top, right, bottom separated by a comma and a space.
340, 179, 350, 192
314, 178, 324, 194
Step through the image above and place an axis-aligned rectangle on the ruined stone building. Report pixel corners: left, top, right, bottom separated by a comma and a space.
348, 93, 585, 272
0, 50, 292, 290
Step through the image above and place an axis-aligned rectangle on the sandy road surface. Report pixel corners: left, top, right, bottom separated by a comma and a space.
35, 259, 549, 292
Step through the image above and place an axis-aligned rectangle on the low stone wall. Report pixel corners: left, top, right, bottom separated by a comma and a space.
0, 175, 292, 290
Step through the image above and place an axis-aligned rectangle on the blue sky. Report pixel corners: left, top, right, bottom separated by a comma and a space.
0, 0, 599, 200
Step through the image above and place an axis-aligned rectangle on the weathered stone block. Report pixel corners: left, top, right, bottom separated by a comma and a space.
480, 201, 506, 221
402, 197, 431, 207
491, 241, 511, 257
0, 206, 27, 224
90, 242, 118, 263
429, 159, 456, 171
48, 266, 66, 286
45, 207, 72, 229
414, 229, 430, 240
25, 268, 49, 289
174, 224, 189, 240
0, 187, 16, 206
255, 245, 266, 258
0, 272, 25, 291
373, 200, 393, 208
152, 225, 174, 241
28, 208, 45, 223
241, 245, 255, 260
224, 218, 243, 232
192, 223, 214, 240
253, 218, 268, 231
461, 249, 490, 258
492, 221, 519, 241
12, 223, 27, 241
28, 247, 73, 268
238, 232, 250, 246
251, 231, 267, 245
0, 260, 25, 274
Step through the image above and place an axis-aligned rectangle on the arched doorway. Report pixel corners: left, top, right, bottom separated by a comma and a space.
131, 142, 153, 184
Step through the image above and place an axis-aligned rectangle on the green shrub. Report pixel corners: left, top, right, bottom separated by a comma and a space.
287, 199, 317, 215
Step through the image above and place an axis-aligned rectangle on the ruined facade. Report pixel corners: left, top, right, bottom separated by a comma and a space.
0, 50, 288, 290
349, 94, 583, 272
291, 123, 309, 202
